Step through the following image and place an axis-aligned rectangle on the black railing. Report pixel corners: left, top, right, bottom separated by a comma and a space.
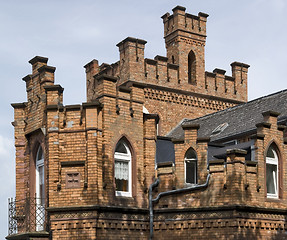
8, 197, 46, 235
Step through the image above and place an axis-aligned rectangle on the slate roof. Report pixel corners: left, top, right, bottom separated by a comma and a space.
167, 89, 287, 142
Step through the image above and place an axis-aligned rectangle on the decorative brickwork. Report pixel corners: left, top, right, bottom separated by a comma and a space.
9, 5, 287, 240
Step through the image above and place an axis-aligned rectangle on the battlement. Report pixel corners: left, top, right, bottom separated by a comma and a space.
84, 6, 248, 105
82, 6, 250, 135
144, 56, 179, 85
86, 57, 248, 103
161, 6, 208, 41
203, 62, 249, 102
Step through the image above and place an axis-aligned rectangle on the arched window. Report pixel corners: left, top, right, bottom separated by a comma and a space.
185, 148, 197, 184
188, 50, 196, 84
35, 145, 45, 231
266, 144, 279, 198
114, 140, 132, 197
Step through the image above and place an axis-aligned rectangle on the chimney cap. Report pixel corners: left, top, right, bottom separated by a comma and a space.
116, 37, 147, 47
172, 6, 186, 12
230, 61, 250, 68
29, 56, 48, 65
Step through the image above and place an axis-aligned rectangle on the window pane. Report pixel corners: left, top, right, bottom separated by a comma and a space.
115, 161, 129, 180
115, 161, 129, 192
39, 166, 44, 185
39, 166, 45, 203
114, 140, 132, 195
116, 179, 128, 192
115, 142, 127, 154
267, 147, 275, 158
186, 161, 196, 184
185, 149, 196, 159
37, 147, 43, 161
266, 163, 277, 195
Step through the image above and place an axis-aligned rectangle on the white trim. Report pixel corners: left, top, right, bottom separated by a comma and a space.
36, 146, 44, 200
115, 141, 132, 197
184, 149, 197, 185
35, 146, 45, 231
266, 147, 278, 199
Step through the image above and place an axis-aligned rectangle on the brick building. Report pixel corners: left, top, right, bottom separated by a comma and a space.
7, 6, 287, 240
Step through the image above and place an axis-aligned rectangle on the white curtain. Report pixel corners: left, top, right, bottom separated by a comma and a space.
115, 161, 129, 180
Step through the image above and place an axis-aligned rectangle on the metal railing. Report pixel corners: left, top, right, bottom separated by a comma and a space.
8, 197, 46, 235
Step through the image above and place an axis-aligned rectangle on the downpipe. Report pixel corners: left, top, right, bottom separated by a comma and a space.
149, 178, 159, 240
152, 173, 210, 203
148, 173, 211, 239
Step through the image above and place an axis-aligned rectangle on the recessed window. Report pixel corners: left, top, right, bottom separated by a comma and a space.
266, 145, 279, 198
114, 140, 132, 197
188, 50, 196, 84
35, 145, 45, 231
185, 148, 197, 184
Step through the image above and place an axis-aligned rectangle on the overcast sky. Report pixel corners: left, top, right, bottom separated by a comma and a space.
0, 0, 286, 238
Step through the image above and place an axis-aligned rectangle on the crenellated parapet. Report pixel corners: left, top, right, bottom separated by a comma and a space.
161, 6, 208, 46
144, 56, 179, 85
204, 62, 249, 102
84, 6, 249, 112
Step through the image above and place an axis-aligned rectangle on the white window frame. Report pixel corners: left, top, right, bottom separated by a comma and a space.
184, 149, 197, 185
114, 142, 132, 197
266, 146, 279, 199
35, 146, 45, 231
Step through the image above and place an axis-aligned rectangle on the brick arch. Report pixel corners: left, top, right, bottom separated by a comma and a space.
113, 134, 135, 157
179, 144, 198, 162
184, 146, 197, 158
264, 139, 282, 157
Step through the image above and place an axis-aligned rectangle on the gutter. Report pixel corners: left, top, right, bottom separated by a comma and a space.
148, 173, 211, 239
